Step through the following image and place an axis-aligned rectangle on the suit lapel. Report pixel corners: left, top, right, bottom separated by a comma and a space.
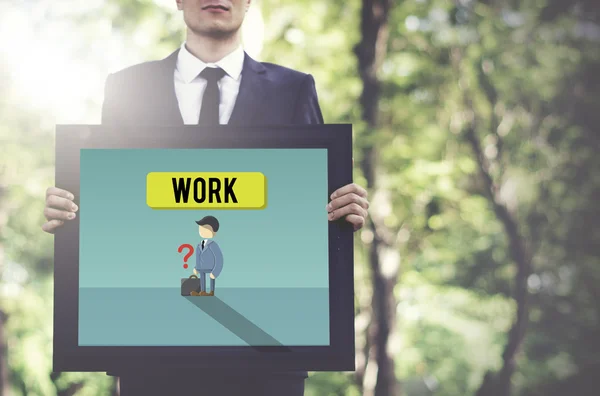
156, 49, 184, 125
228, 53, 268, 125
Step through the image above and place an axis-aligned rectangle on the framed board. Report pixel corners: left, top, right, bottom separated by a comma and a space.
52, 124, 355, 373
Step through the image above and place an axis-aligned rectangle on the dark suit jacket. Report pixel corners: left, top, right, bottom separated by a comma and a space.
101, 48, 324, 126
100, 48, 323, 383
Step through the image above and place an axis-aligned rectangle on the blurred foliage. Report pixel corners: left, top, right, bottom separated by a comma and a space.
0, 0, 599, 395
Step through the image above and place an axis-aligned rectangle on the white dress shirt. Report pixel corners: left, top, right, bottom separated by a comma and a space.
174, 42, 244, 125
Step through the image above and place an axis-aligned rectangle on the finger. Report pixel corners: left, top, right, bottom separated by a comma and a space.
345, 214, 365, 231
327, 193, 369, 212
41, 219, 64, 234
44, 207, 77, 221
328, 202, 368, 221
330, 183, 367, 200
46, 194, 78, 212
46, 187, 75, 200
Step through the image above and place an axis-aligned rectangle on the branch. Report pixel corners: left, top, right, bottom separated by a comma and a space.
58, 382, 85, 396
50, 373, 85, 396
477, 58, 504, 164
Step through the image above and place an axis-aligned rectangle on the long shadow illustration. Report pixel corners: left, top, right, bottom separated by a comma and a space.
184, 296, 290, 352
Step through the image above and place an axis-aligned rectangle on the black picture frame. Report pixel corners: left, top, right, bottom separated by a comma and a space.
52, 124, 355, 373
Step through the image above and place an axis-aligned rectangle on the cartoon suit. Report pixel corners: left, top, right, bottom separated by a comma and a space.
195, 239, 223, 294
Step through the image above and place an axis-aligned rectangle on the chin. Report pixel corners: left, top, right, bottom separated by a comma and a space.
193, 23, 240, 38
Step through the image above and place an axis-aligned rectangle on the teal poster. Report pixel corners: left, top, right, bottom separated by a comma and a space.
78, 148, 330, 346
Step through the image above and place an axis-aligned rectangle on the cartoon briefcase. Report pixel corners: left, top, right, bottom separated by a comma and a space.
181, 274, 201, 296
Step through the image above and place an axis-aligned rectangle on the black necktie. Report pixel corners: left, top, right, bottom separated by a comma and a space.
198, 67, 226, 125
202, 240, 206, 250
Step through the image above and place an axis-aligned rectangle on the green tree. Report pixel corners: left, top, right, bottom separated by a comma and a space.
1, 0, 599, 395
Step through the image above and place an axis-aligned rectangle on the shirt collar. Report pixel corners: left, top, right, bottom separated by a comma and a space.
177, 42, 244, 84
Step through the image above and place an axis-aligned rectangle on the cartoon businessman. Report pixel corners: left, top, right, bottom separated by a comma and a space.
190, 215, 223, 296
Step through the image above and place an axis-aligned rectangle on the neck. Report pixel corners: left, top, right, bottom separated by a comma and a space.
185, 29, 242, 63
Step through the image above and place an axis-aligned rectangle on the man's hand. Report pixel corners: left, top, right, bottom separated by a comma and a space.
42, 187, 78, 234
209, 273, 215, 280
327, 183, 369, 231
193, 268, 198, 275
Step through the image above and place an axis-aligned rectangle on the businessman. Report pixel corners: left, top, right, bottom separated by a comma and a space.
43, 0, 369, 394
191, 215, 223, 296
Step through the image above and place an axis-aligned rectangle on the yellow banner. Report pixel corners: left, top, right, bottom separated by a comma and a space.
146, 172, 267, 209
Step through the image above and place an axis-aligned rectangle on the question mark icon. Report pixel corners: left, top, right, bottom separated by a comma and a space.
178, 244, 194, 269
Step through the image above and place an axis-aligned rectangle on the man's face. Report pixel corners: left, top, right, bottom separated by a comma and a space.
199, 225, 215, 238
176, 0, 250, 38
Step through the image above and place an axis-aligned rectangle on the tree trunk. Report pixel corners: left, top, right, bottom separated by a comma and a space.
0, 309, 7, 396
354, 1, 398, 395
0, 217, 8, 396
465, 123, 532, 396
450, 47, 533, 396
111, 377, 120, 396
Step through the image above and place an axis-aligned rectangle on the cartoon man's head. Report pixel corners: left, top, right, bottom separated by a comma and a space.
196, 215, 220, 238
